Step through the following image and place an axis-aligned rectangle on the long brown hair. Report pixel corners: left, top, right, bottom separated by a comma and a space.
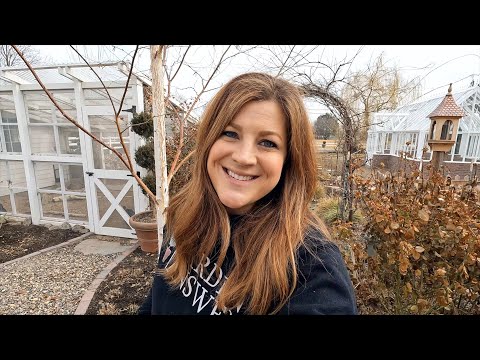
162, 72, 329, 314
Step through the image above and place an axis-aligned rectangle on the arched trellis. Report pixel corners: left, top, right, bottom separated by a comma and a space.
299, 83, 361, 222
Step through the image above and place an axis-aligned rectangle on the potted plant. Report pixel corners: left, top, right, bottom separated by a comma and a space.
128, 111, 156, 252
129, 111, 197, 252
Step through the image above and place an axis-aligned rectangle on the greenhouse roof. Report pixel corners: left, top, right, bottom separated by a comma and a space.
0, 62, 198, 122
370, 86, 480, 133
0, 62, 151, 86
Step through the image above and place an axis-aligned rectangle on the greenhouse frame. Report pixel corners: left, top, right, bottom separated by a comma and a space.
366, 85, 480, 176
0, 62, 158, 238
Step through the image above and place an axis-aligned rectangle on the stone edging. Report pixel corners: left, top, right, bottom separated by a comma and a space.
74, 243, 139, 315
0, 232, 93, 271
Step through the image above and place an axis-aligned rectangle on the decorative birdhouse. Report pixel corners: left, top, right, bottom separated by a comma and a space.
426, 83, 465, 171
427, 83, 464, 152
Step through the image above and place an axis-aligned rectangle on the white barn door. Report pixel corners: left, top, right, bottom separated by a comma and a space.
89, 170, 136, 238
84, 110, 143, 238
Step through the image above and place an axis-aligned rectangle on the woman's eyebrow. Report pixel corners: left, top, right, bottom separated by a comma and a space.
258, 130, 283, 141
227, 122, 283, 141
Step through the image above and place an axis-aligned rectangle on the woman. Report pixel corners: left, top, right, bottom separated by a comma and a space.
139, 72, 357, 315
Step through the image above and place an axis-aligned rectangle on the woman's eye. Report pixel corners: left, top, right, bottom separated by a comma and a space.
222, 131, 238, 139
259, 140, 277, 148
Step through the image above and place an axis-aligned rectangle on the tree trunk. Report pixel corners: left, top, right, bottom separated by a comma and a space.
150, 45, 169, 253
340, 118, 354, 222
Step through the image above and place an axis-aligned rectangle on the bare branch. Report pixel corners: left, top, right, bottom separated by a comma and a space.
113, 45, 139, 172
276, 45, 296, 77
168, 149, 195, 184
170, 45, 191, 83
69, 45, 118, 113
167, 45, 233, 178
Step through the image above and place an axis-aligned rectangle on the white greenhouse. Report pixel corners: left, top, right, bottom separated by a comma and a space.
0, 62, 182, 238
366, 85, 480, 177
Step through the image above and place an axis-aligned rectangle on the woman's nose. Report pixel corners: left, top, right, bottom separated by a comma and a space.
231, 142, 257, 166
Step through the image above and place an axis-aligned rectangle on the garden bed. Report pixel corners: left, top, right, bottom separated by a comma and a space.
85, 247, 157, 315
0, 223, 83, 264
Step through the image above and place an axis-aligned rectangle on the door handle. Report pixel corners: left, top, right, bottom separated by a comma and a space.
85, 171, 94, 176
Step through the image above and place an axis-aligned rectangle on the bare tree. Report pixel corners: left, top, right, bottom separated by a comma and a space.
12, 44, 256, 250
1, 45, 41, 67
246, 46, 360, 221
247, 46, 423, 222
340, 53, 422, 143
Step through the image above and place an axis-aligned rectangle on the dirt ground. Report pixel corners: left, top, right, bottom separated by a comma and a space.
0, 223, 81, 264
85, 247, 157, 315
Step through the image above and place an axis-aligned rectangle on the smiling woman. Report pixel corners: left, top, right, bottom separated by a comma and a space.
207, 100, 287, 215
139, 72, 357, 315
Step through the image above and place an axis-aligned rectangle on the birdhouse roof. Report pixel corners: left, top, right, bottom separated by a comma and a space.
427, 85, 465, 118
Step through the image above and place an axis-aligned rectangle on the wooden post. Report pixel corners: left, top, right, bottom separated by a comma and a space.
431, 151, 444, 173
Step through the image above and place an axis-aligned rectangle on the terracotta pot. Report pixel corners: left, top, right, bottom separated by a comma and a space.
129, 210, 158, 253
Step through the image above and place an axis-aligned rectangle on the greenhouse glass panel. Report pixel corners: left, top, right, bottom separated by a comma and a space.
29, 126, 56, 155
83, 88, 133, 108
90, 115, 130, 170
58, 126, 81, 155
40, 192, 64, 219
67, 196, 88, 222
0, 160, 30, 215
34, 162, 61, 191
14, 191, 31, 215
24, 91, 76, 124
62, 165, 85, 192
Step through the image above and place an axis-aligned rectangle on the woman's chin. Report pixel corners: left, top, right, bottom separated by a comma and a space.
222, 199, 253, 215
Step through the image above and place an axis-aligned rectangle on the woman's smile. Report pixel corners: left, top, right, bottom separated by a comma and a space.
223, 167, 258, 182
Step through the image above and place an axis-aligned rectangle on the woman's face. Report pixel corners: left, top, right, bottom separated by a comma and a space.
207, 100, 287, 215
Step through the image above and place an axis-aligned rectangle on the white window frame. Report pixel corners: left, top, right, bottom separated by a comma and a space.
24, 90, 82, 157
34, 161, 88, 223
0, 111, 22, 154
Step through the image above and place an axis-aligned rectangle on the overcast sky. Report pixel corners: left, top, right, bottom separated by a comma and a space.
33, 45, 480, 121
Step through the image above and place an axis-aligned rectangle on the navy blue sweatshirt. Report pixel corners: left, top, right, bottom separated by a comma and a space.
138, 220, 357, 315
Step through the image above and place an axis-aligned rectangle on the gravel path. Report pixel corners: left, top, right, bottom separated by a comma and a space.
0, 243, 118, 315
